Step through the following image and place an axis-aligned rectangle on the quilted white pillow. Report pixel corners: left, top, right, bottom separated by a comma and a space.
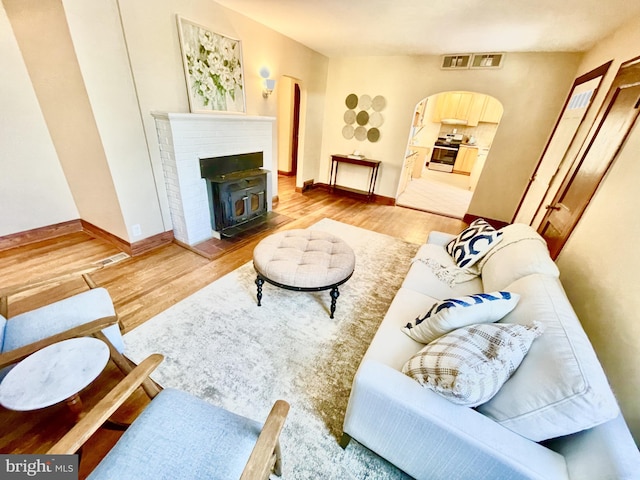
402, 291, 520, 344
446, 218, 503, 268
402, 322, 543, 407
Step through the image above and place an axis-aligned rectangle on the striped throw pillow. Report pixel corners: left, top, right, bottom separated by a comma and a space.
402, 291, 520, 344
402, 322, 543, 407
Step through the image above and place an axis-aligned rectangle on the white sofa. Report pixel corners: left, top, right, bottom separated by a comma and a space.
341, 224, 640, 480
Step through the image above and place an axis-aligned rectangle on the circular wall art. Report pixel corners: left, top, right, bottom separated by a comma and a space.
344, 110, 356, 124
345, 93, 358, 109
342, 93, 385, 143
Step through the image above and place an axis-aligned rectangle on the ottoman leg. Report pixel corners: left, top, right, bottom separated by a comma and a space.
255, 275, 264, 306
329, 286, 340, 319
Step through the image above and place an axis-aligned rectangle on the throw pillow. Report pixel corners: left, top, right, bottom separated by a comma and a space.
402, 291, 520, 344
446, 218, 503, 268
402, 322, 544, 407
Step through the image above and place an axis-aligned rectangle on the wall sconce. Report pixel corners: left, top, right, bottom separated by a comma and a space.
262, 78, 276, 98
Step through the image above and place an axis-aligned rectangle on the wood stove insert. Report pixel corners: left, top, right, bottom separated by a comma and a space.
200, 152, 270, 238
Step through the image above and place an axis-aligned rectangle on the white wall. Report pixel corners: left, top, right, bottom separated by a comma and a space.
320, 53, 581, 218
0, 3, 79, 236
555, 16, 640, 444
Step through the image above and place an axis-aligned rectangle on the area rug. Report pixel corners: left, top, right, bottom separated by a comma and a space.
123, 218, 419, 479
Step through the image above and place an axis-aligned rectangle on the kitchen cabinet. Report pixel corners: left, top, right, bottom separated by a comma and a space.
480, 96, 503, 123
453, 146, 478, 175
432, 92, 473, 123
431, 92, 501, 126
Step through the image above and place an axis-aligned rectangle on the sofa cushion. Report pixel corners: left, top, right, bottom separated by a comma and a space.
476, 274, 620, 441
446, 218, 503, 268
402, 291, 520, 344
479, 223, 559, 292
402, 322, 543, 407
403, 244, 484, 300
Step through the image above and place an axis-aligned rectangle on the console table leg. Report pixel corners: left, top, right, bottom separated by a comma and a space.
255, 275, 264, 306
329, 286, 340, 319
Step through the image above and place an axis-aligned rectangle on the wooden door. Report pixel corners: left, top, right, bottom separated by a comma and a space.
290, 83, 301, 175
538, 58, 640, 258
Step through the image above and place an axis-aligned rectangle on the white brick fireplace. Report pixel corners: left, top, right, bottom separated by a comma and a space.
152, 112, 276, 245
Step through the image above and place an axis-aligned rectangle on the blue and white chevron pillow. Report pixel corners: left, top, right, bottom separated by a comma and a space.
446, 218, 503, 268
402, 291, 520, 344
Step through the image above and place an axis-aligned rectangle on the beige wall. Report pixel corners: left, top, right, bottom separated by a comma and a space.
116, 0, 328, 215
320, 53, 581, 214
555, 16, 640, 444
0, 4, 78, 236
0, 0, 328, 241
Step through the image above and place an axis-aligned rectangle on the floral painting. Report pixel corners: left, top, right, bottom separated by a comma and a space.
177, 16, 246, 113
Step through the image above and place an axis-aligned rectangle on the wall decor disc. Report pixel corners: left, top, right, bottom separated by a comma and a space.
356, 110, 369, 126
345, 93, 358, 109
342, 125, 355, 139
358, 94, 372, 110
369, 111, 384, 127
344, 110, 356, 124
367, 127, 380, 142
354, 126, 367, 141
372, 95, 386, 111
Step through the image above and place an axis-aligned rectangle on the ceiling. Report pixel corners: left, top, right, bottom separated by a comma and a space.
214, 0, 640, 57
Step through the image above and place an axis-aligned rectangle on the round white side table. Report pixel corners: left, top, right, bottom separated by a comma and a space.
0, 337, 110, 416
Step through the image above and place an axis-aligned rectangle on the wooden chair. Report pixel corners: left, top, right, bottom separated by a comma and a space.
0, 264, 159, 397
48, 354, 290, 480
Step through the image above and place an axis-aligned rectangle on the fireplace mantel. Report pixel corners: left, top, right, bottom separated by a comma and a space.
151, 112, 276, 245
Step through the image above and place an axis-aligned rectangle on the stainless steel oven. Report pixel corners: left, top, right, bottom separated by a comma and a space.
428, 145, 458, 172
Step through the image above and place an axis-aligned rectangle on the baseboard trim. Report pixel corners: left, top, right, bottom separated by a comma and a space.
278, 170, 296, 176
81, 221, 174, 256
462, 214, 509, 229
0, 220, 83, 253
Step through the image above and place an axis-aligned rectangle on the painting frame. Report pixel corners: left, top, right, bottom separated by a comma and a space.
176, 15, 246, 114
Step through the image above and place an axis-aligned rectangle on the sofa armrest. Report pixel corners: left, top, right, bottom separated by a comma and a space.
544, 413, 640, 480
426, 231, 456, 247
343, 360, 569, 480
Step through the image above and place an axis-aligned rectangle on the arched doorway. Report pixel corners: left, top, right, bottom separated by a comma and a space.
396, 91, 503, 219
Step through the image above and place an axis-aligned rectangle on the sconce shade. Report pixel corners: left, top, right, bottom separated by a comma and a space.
263, 78, 276, 98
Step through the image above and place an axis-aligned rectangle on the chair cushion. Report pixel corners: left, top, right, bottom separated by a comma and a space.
2, 288, 124, 353
0, 314, 6, 351
88, 389, 263, 480
402, 291, 520, 344
402, 322, 543, 407
476, 274, 620, 441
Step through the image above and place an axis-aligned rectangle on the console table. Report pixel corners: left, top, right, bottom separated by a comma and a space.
330, 155, 381, 202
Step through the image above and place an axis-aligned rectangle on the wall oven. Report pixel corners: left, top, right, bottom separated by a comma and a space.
428, 145, 458, 172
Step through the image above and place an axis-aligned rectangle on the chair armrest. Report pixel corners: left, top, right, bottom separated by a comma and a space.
0, 315, 118, 369
240, 399, 290, 480
47, 353, 164, 455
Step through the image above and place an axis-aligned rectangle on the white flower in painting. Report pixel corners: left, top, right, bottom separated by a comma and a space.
184, 23, 243, 108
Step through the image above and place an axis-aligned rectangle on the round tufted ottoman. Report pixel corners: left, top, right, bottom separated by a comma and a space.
252, 229, 355, 318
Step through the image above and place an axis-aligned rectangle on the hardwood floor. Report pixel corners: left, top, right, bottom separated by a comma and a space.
0, 176, 466, 476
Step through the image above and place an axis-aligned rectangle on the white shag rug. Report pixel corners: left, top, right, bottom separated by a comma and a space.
124, 218, 419, 480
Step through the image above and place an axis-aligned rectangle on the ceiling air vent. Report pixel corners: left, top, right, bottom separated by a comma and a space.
471, 53, 505, 69
441, 54, 471, 70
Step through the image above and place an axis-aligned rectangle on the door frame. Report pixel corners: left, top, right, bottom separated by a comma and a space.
537, 55, 640, 258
